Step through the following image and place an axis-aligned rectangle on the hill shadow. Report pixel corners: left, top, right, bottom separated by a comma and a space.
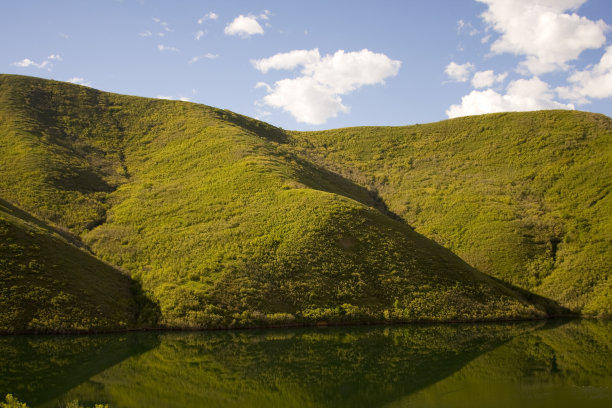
0, 197, 88, 250
0, 332, 160, 406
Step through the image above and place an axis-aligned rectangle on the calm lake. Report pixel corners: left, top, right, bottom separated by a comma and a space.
1, 319, 611, 407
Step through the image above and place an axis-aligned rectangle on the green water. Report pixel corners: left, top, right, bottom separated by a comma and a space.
1, 319, 610, 407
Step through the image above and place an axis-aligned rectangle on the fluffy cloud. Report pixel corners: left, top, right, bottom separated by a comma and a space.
446, 77, 574, 118
557, 45, 612, 103
12, 58, 47, 69
257, 77, 349, 124
12, 54, 61, 70
471, 70, 507, 88
194, 30, 207, 40
445, 62, 474, 82
198, 12, 218, 24
224, 15, 264, 38
139, 30, 152, 37
252, 49, 321, 73
253, 48, 401, 124
477, 0, 609, 74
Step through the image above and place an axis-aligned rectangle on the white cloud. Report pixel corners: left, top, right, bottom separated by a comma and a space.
189, 53, 219, 63
477, 0, 609, 74
156, 95, 190, 101
445, 61, 474, 82
11, 55, 61, 71
557, 45, 612, 103
252, 49, 320, 73
67, 77, 91, 86
12, 58, 42, 68
198, 12, 218, 24
446, 77, 574, 118
224, 15, 264, 38
253, 48, 401, 124
471, 70, 507, 88
194, 30, 207, 40
259, 10, 271, 20
259, 76, 350, 125
158, 44, 179, 52
139, 30, 152, 37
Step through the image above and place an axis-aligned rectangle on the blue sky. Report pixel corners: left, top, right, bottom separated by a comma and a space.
2, 0, 611, 130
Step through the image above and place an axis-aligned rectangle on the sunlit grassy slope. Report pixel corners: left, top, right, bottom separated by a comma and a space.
289, 111, 611, 316
0, 74, 560, 331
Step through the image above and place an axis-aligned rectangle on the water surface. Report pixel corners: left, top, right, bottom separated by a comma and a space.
1, 319, 610, 407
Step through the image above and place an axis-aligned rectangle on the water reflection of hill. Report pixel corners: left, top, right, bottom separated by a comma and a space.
394, 319, 612, 408
60, 323, 538, 408
4, 320, 610, 407
0, 333, 159, 407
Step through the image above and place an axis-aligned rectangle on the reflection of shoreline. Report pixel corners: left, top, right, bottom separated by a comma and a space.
54, 322, 540, 408
394, 319, 612, 408
4, 320, 610, 408
0, 332, 159, 407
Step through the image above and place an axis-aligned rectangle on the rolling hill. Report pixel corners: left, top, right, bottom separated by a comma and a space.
288, 111, 611, 316
0, 74, 608, 332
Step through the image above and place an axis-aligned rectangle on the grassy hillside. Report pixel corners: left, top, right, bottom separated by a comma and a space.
289, 111, 612, 316
0, 198, 152, 333
0, 74, 551, 331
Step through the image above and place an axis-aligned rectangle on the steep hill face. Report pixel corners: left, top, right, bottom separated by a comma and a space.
0, 198, 149, 333
0, 74, 552, 331
289, 111, 612, 316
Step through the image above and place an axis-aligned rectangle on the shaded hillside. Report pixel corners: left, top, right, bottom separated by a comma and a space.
0, 74, 550, 331
289, 111, 612, 316
0, 199, 152, 333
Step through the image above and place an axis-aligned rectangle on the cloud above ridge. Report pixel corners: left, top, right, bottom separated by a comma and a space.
446, 77, 574, 118
253, 48, 401, 125
477, 0, 609, 74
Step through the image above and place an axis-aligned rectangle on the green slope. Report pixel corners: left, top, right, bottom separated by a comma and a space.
0, 198, 152, 333
0, 74, 551, 331
289, 111, 612, 316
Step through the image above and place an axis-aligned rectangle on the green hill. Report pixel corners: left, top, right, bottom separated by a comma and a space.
0, 74, 607, 332
288, 111, 612, 316
0, 198, 153, 333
